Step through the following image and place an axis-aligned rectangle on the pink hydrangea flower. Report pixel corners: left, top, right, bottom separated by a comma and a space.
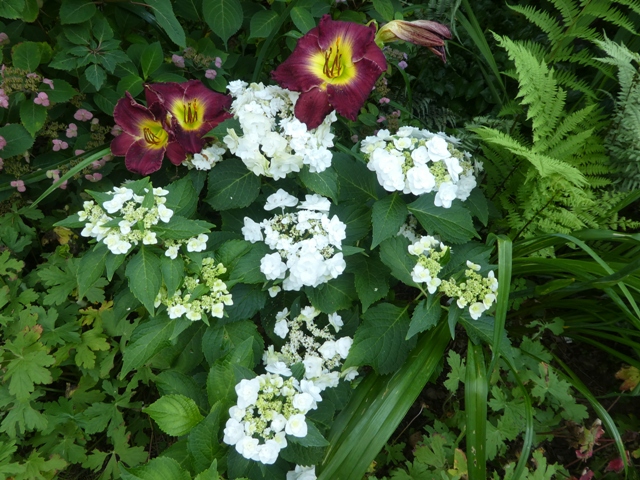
111, 124, 123, 136
215, 57, 222, 68
34, 92, 49, 106
91, 117, 99, 125
0, 136, 6, 150
0, 89, 8, 108
74, 109, 93, 121
0, 33, 9, 46
10, 180, 25, 192
205, 69, 217, 80
85, 173, 102, 182
52, 139, 69, 151
42, 78, 54, 89
398, 60, 408, 70
379, 97, 390, 104
172, 54, 185, 68
46, 169, 60, 179
74, 149, 85, 156
377, 116, 386, 123
27, 73, 40, 80
92, 159, 106, 170
66, 123, 78, 138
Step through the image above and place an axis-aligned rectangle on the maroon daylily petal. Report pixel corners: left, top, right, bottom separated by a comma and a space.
294, 88, 333, 129
113, 92, 157, 134
317, 15, 376, 63
110, 132, 136, 156
125, 139, 166, 175
327, 57, 384, 121
271, 29, 323, 93
166, 140, 187, 166
182, 80, 232, 119
144, 82, 183, 109
363, 42, 387, 72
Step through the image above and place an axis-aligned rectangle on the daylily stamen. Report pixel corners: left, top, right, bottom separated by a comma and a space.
323, 39, 343, 78
184, 100, 199, 125
143, 127, 161, 145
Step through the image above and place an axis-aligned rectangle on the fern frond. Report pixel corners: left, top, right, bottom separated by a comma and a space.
508, 5, 564, 43
549, 0, 580, 26
614, 0, 640, 17
582, 3, 638, 35
474, 127, 587, 185
543, 105, 596, 152
495, 35, 566, 142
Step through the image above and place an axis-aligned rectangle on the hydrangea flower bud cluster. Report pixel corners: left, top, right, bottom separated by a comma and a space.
360, 126, 479, 208
266, 305, 357, 387
242, 190, 347, 291
223, 373, 311, 464
154, 258, 232, 321
78, 186, 174, 254
223, 81, 337, 179
182, 142, 226, 171
440, 261, 499, 320
408, 235, 450, 294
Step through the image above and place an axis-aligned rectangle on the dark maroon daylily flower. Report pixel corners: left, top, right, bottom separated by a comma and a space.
272, 14, 387, 129
145, 79, 232, 153
375, 20, 452, 62
111, 92, 185, 175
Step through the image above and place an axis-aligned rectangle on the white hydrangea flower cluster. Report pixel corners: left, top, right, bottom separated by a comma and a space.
223, 80, 337, 179
154, 258, 233, 321
408, 235, 450, 294
182, 143, 226, 171
78, 186, 173, 255
287, 465, 316, 480
223, 373, 312, 465
242, 189, 347, 291
223, 304, 357, 466
266, 305, 357, 387
396, 215, 419, 243
440, 261, 499, 320
360, 127, 479, 208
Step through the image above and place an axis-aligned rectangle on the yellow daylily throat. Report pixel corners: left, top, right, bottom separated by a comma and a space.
141, 120, 168, 149
172, 99, 203, 131
309, 36, 357, 87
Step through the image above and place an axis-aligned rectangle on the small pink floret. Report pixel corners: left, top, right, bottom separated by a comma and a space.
172, 54, 185, 68
74, 109, 93, 121
66, 123, 78, 138
34, 92, 50, 107
214, 57, 222, 68
205, 69, 217, 80
10, 180, 25, 192
52, 139, 69, 151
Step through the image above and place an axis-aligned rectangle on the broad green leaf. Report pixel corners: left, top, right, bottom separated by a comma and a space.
371, 193, 407, 248
152, 217, 213, 240
0, 0, 25, 19
372, 0, 394, 21
94, 88, 120, 115
250, 10, 279, 38
465, 342, 488, 480
47, 79, 78, 103
202, 320, 264, 366
146, 0, 186, 48
408, 194, 477, 244
203, 0, 243, 46
60, 0, 96, 24
63, 22, 91, 44
291, 7, 315, 33
20, 0, 39, 21
228, 242, 269, 284
225, 284, 267, 322
92, 15, 114, 42
343, 302, 415, 374
75, 327, 110, 370
84, 64, 106, 90
467, 188, 489, 226
0, 125, 34, 158
306, 275, 356, 314
205, 159, 261, 211
379, 236, 418, 287
287, 420, 329, 447
77, 245, 108, 300
121, 456, 191, 480
125, 247, 162, 315
334, 153, 381, 202
19, 102, 47, 137
11, 41, 41, 71
333, 203, 371, 244
161, 255, 183, 297
350, 254, 390, 312
407, 295, 442, 339
117, 75, 144, 97
206, 360, 235, 406
165, 176, 199, 218
187, 409, 225, 473
120, 315, 174, 378
141, 41, 164, 80
300, 166, 339, 203
156, 370, 208, 411
143, 394, 204, 437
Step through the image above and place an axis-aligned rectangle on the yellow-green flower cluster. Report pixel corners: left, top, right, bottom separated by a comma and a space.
408, 235, 449, 294
440, 261, 499, 320
155, 258, 233, 321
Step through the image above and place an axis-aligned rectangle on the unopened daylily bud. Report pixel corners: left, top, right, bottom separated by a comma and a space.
376, 20, 452, 62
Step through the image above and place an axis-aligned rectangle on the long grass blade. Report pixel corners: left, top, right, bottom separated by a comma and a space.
318, 322, 450, 480
489, 234, 512, 374
465, 341, 487, 480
